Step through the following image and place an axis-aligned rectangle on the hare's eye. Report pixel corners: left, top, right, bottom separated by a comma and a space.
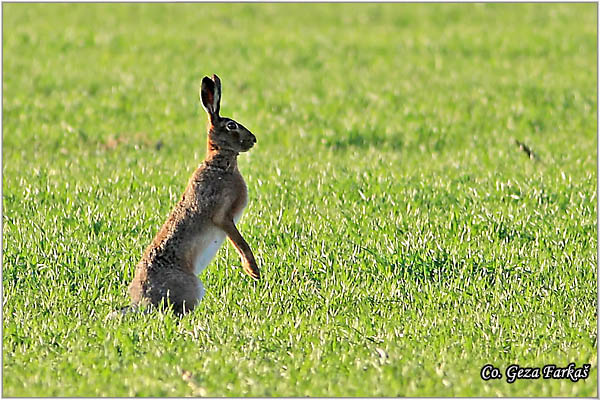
226, 121, 238, 131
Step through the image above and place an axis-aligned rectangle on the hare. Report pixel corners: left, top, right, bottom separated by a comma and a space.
114, 74, 259, 317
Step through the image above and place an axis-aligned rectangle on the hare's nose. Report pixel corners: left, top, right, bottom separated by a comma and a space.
251, 135, 257, 144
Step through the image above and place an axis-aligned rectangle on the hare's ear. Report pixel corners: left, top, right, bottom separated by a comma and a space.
200, 76, 221, 120
212, 74, 221, 115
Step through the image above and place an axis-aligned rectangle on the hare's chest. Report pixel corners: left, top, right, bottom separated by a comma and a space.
232, 195, 247, 223
230, 177, 248, 224
191, 179, 248, 275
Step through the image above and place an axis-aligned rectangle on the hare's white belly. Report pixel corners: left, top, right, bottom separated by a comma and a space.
192, 210, 244, 276
193, 226, 226, 275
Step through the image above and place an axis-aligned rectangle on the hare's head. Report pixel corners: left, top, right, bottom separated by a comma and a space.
200, 74, 256, 153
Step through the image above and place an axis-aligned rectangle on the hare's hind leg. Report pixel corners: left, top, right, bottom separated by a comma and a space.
166, 271, 204, 315
146, 269, 204, 315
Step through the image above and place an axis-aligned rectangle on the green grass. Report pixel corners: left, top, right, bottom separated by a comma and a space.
2, 3, 597, 397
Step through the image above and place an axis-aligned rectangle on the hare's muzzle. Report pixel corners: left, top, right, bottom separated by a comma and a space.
241, 134, 257, 151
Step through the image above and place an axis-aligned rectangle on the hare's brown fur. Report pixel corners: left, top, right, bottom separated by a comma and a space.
125, 74, 259, 316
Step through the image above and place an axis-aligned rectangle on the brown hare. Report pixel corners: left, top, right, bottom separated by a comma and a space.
111, 74, 259, 317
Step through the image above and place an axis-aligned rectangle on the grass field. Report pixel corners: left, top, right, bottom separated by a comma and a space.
2, 3, 597, 397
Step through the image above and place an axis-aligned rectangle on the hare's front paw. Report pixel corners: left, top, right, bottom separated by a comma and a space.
243, 260, 260, 280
